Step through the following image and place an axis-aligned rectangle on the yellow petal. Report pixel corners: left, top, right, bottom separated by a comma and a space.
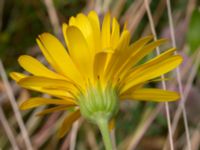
101, 12, 111, 49
119, 82, 145, 95
18, 76, 71, 88
36, 33, 83, 85
68, 13, 95, 54
66, 26, 93, 79
121, 88, 180, 102
130, 39, 167, 65
9, 72, 27, 82
58, 110, 81, 138
119, 77, 170, 95
117, 35, 153, 75
104, 30, 130, 80
18, 76, 76, 97
126, 48, 177, 79
121, 48, 180, 92
142, 47, 176, 65
62, 23, 68, 47
88, 11, 101, 52
18, 55, 65, 79
119, 39, 167, 79
116, 30, 131, 52
75, 13, 95, 53
69, 16, 76, 25
36, 105, 74, 116
93, 51, 113, 79
109, 34, 150, 79
121, 54, 182, 93
88, 11, 100, 31
111, 18, 120, 49
123, 21, 128, 31
20, 97, 76, 110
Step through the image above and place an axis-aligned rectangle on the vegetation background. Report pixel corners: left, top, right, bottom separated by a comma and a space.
0, 0, 200, 149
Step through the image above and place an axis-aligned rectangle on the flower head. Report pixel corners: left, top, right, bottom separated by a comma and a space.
10, 11, 182, 138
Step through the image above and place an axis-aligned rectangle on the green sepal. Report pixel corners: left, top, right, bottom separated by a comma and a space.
78, 83, 119, 124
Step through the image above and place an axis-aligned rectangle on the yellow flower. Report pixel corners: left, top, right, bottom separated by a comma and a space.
10, 11, 182, 139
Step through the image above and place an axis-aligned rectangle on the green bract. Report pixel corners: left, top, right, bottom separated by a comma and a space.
78, 84, 119, 123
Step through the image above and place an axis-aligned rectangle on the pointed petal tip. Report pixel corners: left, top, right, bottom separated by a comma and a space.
172, 92, 180, 101
57, 123, 71, 139
88, 10, 98, 16
62, 23, 68, 30
9, 72, 14, 78
105, 11, 111, 16
17, 55, 30, 64
159, 38, 168, 43
62, 22, 68, 26
19, 103, 27, 110
9, 72, 27, 82
9, 72, 18, 80
38, 32, 54, 41
176, 55, 184, 64
17, 77, 27, 84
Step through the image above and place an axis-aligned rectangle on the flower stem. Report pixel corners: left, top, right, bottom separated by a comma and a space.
97, 118, 113, 150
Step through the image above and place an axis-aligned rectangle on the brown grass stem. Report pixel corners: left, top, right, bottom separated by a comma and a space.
0, 60, 33, 150
166, 0, 192, 149
144, 0, 174, 149
126, 104, 163, 150
70, 119, 80, 150
43, 0, 60, 36
0, 106, 19, 150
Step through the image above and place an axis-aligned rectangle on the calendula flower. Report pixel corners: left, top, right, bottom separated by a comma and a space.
10, 11, 182, 149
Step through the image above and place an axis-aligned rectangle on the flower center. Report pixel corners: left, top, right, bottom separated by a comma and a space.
77, 84, 119, 123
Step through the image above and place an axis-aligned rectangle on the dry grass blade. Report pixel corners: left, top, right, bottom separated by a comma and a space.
125, 0, 147, 35
185, 122, 200, 150
102, 0, 112, 13
111, 0, 126, 18
111, 129, 117, 150
169, 48, 200, 150
165, 0, 192, 149
43, 0, 60, 35
85, 124, 99, 150
69, 119, 80, 150
32, 113, 60, 148
0, 106, 19, 150
124, 104, 162, 150
0, 60, 33, 150
144, 0, 174, 149
121, 0, 143, 22
143, 0, 166, 35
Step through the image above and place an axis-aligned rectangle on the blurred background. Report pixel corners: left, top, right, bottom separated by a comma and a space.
0, 0, 200, 150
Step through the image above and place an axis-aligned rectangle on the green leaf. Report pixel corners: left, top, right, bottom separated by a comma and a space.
187, 9, 200, 54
